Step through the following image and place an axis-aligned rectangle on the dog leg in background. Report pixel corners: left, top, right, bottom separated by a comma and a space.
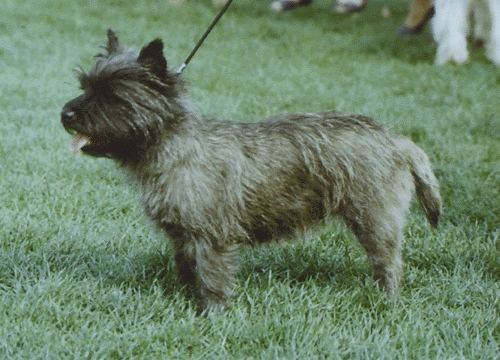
474, 0, 491, 48
433, 0, 473, 65
484, 0, 500, 64
333, 0, 366, 14
270, 0, 312, 12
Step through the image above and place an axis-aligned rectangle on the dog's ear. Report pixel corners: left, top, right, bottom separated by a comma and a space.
138, 39, 167, 79
106, 27, 125, 56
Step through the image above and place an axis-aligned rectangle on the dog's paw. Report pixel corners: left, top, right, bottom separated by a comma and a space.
434, 39, 469, 65
485, 42, 500, 65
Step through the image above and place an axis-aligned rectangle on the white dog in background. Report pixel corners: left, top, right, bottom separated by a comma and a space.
433, 0, 500, 65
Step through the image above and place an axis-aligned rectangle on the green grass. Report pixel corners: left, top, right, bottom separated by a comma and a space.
1, 0, 499, 358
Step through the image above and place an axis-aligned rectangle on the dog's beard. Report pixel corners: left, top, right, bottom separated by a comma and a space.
68, 133, 92, 154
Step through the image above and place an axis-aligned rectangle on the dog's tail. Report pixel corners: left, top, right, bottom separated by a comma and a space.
396, 137, 442, 228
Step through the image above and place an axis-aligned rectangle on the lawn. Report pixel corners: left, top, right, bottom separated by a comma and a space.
0, 0, 499, 358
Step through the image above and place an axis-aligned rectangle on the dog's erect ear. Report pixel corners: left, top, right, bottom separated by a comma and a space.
137, 39, 167, 79
106, 28, 125, 56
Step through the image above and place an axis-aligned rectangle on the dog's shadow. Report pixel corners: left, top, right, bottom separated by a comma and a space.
239, 230, 371, 289
6, 224, 379, 310
50, 229, 367, 294
83, 234, 368, 293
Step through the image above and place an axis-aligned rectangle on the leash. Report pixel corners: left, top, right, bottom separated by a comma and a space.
177, 0, 234, 74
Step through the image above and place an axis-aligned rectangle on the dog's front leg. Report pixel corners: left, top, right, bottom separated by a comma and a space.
193, 239, 240, 313
485, 0, 500, 64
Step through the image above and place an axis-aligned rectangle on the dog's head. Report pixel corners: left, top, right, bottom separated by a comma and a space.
61, 28, 184, 161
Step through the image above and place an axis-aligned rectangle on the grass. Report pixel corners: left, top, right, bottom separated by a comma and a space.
1, 0, 499, 358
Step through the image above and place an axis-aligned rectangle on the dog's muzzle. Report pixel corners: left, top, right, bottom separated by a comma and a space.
61, 93, 88, 129
61, 108, 92, 154
61, 108, 76, 128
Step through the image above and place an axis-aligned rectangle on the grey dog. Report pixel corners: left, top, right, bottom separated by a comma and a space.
61, 29, 441, 312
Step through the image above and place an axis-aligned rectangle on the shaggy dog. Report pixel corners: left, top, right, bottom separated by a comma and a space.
61, 29, 441, 313
433, 0, 500, 65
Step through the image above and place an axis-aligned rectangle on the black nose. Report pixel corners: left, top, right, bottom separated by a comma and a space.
61, 108, 76, 126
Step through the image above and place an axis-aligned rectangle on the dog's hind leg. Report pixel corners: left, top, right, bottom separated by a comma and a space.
346, 210, 405, 298
342, 177, 412, 298
485, 0, 500, 64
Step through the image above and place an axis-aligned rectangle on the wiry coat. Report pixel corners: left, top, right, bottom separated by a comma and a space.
61, 29, 441, 312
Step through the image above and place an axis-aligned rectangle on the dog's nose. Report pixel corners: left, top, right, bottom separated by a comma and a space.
61, 108, 76, 126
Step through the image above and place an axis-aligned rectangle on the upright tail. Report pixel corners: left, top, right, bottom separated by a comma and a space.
396, 137, 442, 228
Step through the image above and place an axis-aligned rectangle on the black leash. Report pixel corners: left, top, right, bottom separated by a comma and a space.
177, 0, 234, 74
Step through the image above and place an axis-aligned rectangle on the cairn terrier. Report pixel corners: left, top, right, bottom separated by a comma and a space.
61, 29, 441, 312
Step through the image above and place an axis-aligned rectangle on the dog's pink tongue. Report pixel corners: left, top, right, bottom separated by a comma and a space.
68, 133, 91, 154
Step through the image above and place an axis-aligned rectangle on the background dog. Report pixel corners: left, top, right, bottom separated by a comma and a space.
433, 0, 500, 65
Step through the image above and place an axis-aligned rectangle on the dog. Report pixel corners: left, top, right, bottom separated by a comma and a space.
61, 29, 441, 312
433, 0, 500, 65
